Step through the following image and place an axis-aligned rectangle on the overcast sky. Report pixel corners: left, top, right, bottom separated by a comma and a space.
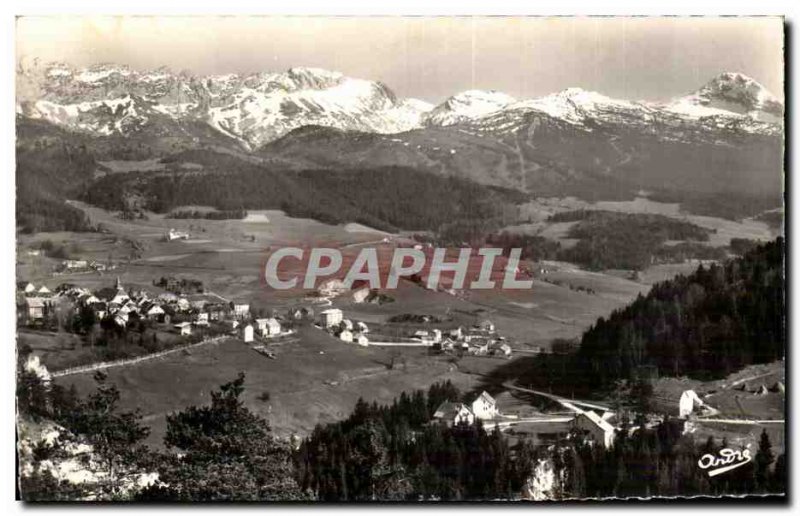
16, 16, 784, 103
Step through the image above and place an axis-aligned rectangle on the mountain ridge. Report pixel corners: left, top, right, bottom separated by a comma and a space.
16, 63, 783, 149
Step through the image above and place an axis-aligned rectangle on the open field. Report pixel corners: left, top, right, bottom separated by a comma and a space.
57, 329, 476, 447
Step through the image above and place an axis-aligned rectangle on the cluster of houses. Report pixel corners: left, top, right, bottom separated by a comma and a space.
428, 320, 512, 357
318, 308, 370, 346
17, 277, 255, 337
240, 317, 288, 343
433, 391, 616, 449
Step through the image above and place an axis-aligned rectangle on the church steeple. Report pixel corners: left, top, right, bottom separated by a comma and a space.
115, 276, 123, 291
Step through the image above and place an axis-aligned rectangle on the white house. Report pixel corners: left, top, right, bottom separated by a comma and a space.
24, 297, 46, 321
37, 285, 51, 296
266, 318, 282, 335
166, 228, 190, 241
471, 391, 499, 421
573, 411, 615, 449
679, 390, 706, 418
231, 302, 250, 319
19, 282, 36, 295
433, 402, 475, 427
242, 324, 254, 343
255, 317, 281, 336
254, 318, 269, 332
320, 308, 343, 328
174, 322, 192, 336
352, 286, 370, 303
144, 304, 165, 321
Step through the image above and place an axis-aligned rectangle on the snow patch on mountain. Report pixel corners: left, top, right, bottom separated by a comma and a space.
513, 87, 655, 126
424, 90, 516, 126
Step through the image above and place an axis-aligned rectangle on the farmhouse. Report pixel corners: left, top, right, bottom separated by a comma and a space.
433, 402, 475, 427
471, 391, 499, 421
22, 297, 47, 321
320, 308, 343, 328
166, 228, 190, 241
678, 390, 707, 418
572, 411, 616, 448
231, 301, 250, 319
255, 317, 282, 336
174, 322, 192, 336
652, 385, 716, 419
142, 302, 166, 321
206, 303, 228, 321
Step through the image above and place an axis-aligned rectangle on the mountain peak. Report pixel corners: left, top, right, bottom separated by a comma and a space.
669, 72, 783, 122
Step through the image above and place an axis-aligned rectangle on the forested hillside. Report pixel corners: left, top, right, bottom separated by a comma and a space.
576, 237, 785, 388
16, 120, 95, 233
296, 381, 536, 501
84, 150, 521, 239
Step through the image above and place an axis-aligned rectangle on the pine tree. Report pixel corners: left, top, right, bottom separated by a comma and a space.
754, 429, 775, 491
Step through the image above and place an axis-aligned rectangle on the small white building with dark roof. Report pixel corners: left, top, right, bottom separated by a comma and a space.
433, 401, 475, 427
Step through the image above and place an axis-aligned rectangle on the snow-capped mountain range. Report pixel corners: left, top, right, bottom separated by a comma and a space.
16, 62, 783, 149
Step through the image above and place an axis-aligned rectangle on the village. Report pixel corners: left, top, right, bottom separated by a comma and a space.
15, 268, 518, 373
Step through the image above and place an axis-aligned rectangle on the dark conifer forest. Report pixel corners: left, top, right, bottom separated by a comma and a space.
575, 237, 784, 388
